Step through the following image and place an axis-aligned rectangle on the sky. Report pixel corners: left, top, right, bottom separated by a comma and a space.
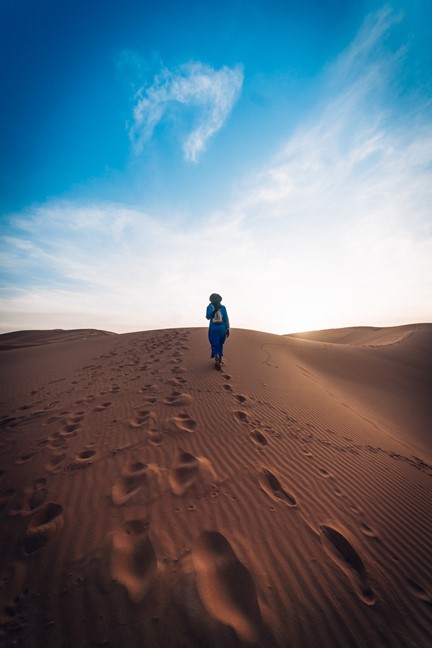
0, 0, 431, 335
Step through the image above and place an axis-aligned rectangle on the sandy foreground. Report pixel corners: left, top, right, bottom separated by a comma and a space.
0, 324, 431, 647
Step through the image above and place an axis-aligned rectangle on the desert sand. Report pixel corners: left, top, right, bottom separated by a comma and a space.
0, 323, 431, 647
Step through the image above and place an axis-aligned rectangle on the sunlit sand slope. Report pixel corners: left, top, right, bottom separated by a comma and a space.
0, 325, 431, 647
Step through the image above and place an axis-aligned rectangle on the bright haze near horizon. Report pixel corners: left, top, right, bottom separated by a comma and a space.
1, 0, 431, 335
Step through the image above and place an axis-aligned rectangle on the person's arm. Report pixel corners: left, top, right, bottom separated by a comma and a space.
206, 304, 214, 320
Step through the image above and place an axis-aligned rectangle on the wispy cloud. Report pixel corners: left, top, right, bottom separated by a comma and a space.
129, 61, 244, 162
236, 7, 431, 231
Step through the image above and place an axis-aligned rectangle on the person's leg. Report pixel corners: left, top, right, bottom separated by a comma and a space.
209, 327, 227, 368
209, 326, 219, 358
214, 330, 226, 354
215, 329, 228, 369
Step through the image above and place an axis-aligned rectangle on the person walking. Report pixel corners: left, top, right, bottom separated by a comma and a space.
206, 293, 230, 370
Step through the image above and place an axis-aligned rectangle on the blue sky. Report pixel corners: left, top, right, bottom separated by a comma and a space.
1, 0, 431, 334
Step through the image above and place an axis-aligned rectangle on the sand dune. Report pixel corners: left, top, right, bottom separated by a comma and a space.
286, 323, 432, 454
0, 324, 431, 647
0, 328, 115, 350
288, 323, 429, 346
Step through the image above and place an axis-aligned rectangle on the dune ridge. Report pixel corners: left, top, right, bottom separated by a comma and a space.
0, 324, 431, 646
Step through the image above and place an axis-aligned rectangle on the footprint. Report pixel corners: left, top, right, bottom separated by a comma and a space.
169, 450, 216, 497
167, 377, 187, 388
406, 578, 432, 603
110, 519, 157, 603
170, 366, 186, 375
129, 410, 156, 429
233, 410, 248, 424
44, 400, 60, 410
163, 392, 193, 407
60, 422, 79, 438
166, 414, 197, 434
329, 478, 344, 498
139, 383, 159, 393
250, 430, 268, 448
44, 453, 67, 474
15, 450, 38, 465
47, 431, 68, 451
193, 531, 262, 643
63, 455, 95, 472
222, 384, 233, 392
258, 468, 297, 507
93, 401, 112, 413
169, 451, 201, 496
359, 523, 377, 538
148, 428, 163, 445
142, 396, 157, 405
234, 394, 247, 403
17, 403, 35, 411
23, 502, 64, 555
75, 449, 96, 463
319, 522, 375, 605
25, 478, 48, 513
112, 462, 161, 505
8, 478, 48, 517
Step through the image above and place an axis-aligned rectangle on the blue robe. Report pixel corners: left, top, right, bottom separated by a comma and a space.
206, 304, 230, 357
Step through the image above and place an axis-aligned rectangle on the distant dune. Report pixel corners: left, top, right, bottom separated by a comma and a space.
288, 322, 431, 346
0, 324, 431, 646
0, 328, 115, 350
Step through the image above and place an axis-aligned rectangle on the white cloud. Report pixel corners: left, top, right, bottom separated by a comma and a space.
129, 61, 243, 161
0, 203, 250, 332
